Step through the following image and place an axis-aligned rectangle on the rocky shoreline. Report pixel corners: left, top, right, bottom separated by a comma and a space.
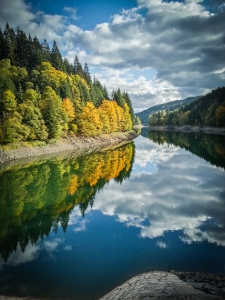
99, 271, 225, 300
149, 125, 225, 135
0, 131, 138, 166
170, 271, 225, 299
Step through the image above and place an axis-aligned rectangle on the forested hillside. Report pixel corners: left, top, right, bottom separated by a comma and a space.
0, 23, 137, 143
148, 87, 225, 127
136, 96, 199, 124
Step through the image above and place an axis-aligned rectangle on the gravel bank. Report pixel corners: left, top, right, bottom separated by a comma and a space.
149, 125, 225, 135
0, 132, 138, 166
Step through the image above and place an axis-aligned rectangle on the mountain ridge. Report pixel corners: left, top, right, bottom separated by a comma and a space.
136, 96, 200, 124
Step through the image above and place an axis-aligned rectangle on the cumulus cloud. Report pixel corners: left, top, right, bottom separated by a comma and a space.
93, 135, 225, 246
0, 0, 35, 27
63, 0, 225, 107
0, 0, 224, 108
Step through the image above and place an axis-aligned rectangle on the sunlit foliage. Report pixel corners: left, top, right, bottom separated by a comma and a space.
0, 23, 136, 143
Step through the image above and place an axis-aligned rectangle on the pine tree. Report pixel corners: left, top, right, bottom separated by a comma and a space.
113, 88, 125, 108
123, 91, 134, 125
50, 40, 65, 72
15, 27, 28, 68
41, 39, 51, 63
83, 62, 92, 85
3, 23, 16, 64
73, 55, 84, 78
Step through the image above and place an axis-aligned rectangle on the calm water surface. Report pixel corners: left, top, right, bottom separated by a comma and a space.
0, 129, 225, 300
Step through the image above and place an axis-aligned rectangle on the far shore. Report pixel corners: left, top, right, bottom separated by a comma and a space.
149, 125, 225, 135
0, 131, 138, 166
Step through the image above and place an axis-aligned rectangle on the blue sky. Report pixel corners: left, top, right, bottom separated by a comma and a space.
0, 0, 224, 111
28, 0, 138, 30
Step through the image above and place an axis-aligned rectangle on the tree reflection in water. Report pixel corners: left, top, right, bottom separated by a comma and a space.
0, 142, 135, 261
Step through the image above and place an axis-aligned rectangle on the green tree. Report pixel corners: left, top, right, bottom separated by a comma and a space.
41, 86, 68, 138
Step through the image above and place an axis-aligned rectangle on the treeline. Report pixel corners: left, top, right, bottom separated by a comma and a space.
136, 96, 199, 124
0, 143, 135, 261
0, 23, 138, 143
148, 87, 225, 127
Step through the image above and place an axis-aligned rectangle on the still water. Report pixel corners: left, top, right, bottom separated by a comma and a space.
0, 129, 225, 300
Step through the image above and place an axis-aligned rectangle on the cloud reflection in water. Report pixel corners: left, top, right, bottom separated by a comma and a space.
93, 135, 225, 246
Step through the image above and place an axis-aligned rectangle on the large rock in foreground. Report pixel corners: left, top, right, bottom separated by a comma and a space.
99, 271, 220, 300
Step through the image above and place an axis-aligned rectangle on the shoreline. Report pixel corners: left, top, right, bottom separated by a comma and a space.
99, 271, 225, 300
149, 125, 225, 135
0, 131, 138, 166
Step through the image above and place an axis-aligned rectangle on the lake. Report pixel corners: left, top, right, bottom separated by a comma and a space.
0, 128, 225, 300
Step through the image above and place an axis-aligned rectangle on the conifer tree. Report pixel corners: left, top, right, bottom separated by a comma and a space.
73, 55, 84, 78
15, 27, 28, 68
83, 62, 92, 85
50, 40, 65, 72
3, 23, 16, 65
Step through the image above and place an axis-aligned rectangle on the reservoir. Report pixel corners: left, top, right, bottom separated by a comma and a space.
0, 128, 225, 300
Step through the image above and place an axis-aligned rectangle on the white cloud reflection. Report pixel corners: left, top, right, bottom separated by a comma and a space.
0, 242, 40, 270
93, 135, 225, 247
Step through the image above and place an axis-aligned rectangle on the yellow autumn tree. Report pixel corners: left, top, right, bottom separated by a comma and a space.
77, 102, 103, 136
62, 98, 75, 121
123, 102, 133, 131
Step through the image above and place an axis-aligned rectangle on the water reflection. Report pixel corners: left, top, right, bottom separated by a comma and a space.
145, 128, 225, 169
0, 143, 135, 262
0, 133, 225, 299
93, 131, 225, 247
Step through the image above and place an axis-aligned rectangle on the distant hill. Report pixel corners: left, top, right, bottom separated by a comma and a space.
148, 87, 225, 127
135, 96, 200, 124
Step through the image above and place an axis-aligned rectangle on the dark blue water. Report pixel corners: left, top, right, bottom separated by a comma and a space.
0, 131, 225, 300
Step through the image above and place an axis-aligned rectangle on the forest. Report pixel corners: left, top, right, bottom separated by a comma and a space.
136, 96, 199, 124
148, 87, 225, 127
0, 23, 139, 143
0, 142, 135, 261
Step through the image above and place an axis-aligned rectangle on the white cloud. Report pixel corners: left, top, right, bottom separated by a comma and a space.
63, 6, 79, 21
0, 0, 224, 109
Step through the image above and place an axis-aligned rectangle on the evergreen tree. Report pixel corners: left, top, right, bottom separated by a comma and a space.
3, 23, 16, 64
83, 62, 92, 85
50, 40, 65, 72
63, 58, 73, 74
0, 29, 7, 61
15, 27, 28, 68
123, 91, 134, 125
103, 85, 109, 99
42, 39, 51, 62
113, 88, 125, 108
73, 55, 84, 78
